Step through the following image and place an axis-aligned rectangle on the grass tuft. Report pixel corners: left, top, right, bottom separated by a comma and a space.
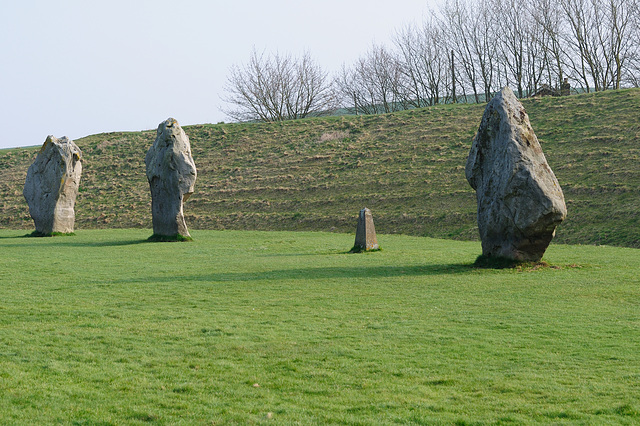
349, 244, 382, 253
473, 254, 551, 270
147, 233, 193, 242
25, 230, 76, 237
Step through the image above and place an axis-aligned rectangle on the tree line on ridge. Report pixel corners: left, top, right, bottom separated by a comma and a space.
222, 0, 639, 121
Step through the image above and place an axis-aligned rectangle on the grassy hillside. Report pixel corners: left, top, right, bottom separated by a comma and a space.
0, 89, 639, 247
1, 229, 639, 423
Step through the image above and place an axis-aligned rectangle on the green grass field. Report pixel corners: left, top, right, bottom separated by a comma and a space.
1, 229, 638, 424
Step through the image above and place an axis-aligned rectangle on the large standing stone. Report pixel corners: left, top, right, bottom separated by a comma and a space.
352, 208, 379, 252
145, 118, 197, 238
23, 136, 82, 235
465, 87, 567, 261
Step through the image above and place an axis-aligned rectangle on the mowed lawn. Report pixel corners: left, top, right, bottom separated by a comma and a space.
0, 229, 638, 424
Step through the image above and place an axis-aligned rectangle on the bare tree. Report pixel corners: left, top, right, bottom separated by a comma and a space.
335, 44, 406, 114
559, 0, 638, 91
492, 0, 547, 97
562, 0, 606, 91
531, 0, 569, 91
625, 0, 640, 86
222, 49, 336, 122
438, 0, 497, 102
335, 65, 376, 115
600, 0, 637, 89
439, 0, 481, 102
473, 0, 498, 101
394, 20, 450, 106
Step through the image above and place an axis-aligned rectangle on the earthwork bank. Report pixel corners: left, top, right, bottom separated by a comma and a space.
0, 89, 638, 248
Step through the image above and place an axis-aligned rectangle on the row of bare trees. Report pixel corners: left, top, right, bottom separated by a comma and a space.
223, 0, 640, 121
222, 50, 335, 122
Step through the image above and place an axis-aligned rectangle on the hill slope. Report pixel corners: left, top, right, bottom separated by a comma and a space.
1, 89, 639, 247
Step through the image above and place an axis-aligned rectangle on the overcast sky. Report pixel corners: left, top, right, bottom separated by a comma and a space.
1, 0, 437, 149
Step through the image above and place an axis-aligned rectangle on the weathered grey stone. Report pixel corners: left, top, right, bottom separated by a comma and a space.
352, 208, 379, 251
145, 118, 197, 238
465, 87, 567, 261
23, 135, 82, 234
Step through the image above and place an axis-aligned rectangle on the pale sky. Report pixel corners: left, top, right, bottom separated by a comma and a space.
1, 0, 436, 149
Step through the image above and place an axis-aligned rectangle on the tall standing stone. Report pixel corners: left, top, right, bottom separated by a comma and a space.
352, 208, 379, 252
23, 136, 82, 235
145, 118, 197, 238
465, 87, 567, 261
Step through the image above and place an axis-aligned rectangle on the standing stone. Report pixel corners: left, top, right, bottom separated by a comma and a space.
352, 208, 379, 252
23, 136, 82, 235
145, 118, 197, 238
465, 87, 567, 261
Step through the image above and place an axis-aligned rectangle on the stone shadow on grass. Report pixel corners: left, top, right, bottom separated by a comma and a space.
1, 236, 149, 247
111, 263, 474, 284
0, 235, 33, 240
67, 239, 150, 247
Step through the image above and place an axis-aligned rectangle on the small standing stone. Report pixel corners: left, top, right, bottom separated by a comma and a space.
145, 118, 197, 239
352, 208, 379, 252
23, 135, 82, 235
465, 87, 567, 261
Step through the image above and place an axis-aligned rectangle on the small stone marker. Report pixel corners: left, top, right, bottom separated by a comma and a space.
145, 118, 197, 239
23, 135, 82, 235
352, 208, 379, 252
465, 87, 567, 261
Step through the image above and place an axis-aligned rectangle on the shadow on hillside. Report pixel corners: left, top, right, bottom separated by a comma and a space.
112, 263, 474, 284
